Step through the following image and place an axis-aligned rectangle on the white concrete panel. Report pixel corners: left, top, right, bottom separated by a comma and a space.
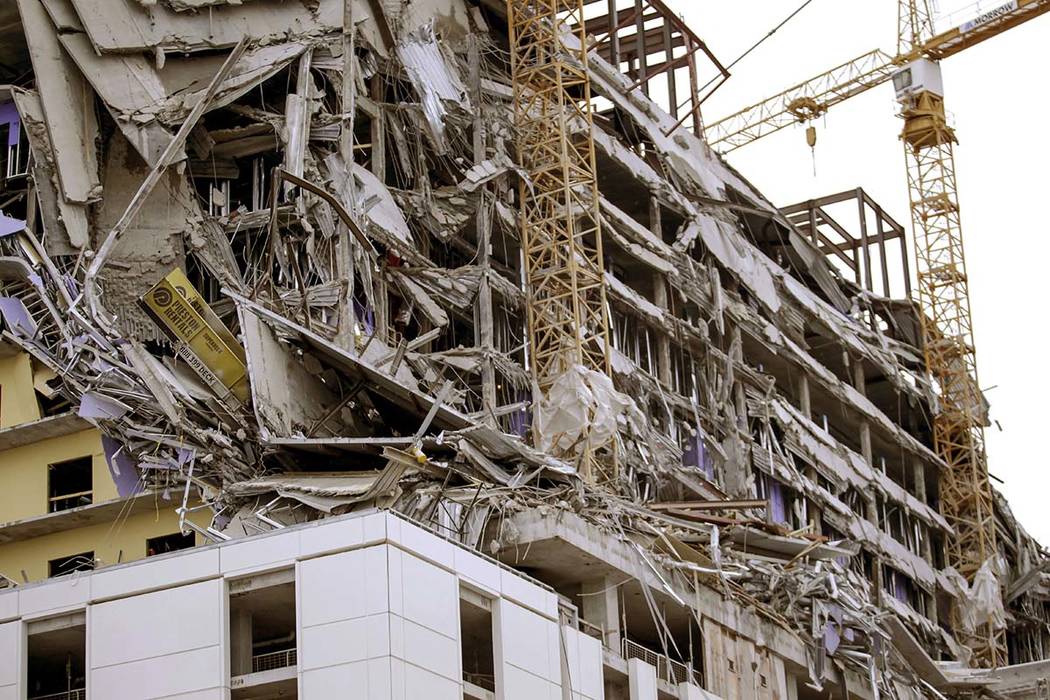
0, 622, 18, 688
0, 589, 16, 622
561, 626, 603, 700
677, 682, 722, 700
299, 515, 365, 558
503, 664, 558, 700
18, 575, 90, 616
500, 567, 557, 618
300, 614, 390, 670
402, 659, 461, 700
90, 548, 220, 601
362, 511, 389, 545
299, 546, 389, 628
453, 547, 501, 593
628, 658, 657, 700
91, 645, 223, 699
220, 528, 301, 573
388, 517, 456, 570
0, 687, 16, 700
501, 599, 559, 681
392, 615, 459, 681
155, 690, 229, 700
301, 658, 392, 699
90, 579, 222, 669
394, 550, 458, 638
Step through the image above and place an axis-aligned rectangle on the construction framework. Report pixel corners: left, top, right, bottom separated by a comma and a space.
507, 0, 614, 479
898, 11, 1005, 662
898, 75, 1003, 667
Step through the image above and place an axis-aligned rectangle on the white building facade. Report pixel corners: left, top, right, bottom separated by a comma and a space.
0, 510, 716, 700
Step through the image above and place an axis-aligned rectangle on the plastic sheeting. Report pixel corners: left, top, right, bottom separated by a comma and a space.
534, 364, 634, 459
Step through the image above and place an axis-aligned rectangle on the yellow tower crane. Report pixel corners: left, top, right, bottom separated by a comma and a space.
506, 0, 615, 482
705, 0, 1050, 668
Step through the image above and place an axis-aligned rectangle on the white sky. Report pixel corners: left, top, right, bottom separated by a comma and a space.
667, 1, 1050, 545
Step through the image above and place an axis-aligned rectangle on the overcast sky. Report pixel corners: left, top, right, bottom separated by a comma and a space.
667, 1, 1050, 545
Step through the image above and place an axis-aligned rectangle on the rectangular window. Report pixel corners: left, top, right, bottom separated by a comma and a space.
229, 569, 297, 696
146, 532, 196, 557
47, 456, 92, 513
460, 586, 495, 696
28, 612, 86, 699
48, 551, 94, 578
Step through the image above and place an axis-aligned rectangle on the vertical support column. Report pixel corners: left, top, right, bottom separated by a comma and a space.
856, 187, 873, 294
580, 577, 622, 652
685, 39, 702, 135
650, 198, 671, 387
335, 0, 356, 349
607, 0, 621, 69
633, 0, 648, 96
875, 203, 892, 296
628, 658, 658, 700
853, 360, 873, 467
663, 19, 677, 118
230, 608, 253, 677
797, 372, 811, 420
469, 33, 498, 424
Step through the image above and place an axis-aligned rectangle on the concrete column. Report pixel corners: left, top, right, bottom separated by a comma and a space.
912, 460, 928, 505
628, 658, 658, 700
581, 577, 622, 652
797, 372, 811, 419
230, 608, 253, 676
650, 197, 672, 388
853, 361, 873, 466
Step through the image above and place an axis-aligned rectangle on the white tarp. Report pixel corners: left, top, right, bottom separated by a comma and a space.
534, 364, 635, 459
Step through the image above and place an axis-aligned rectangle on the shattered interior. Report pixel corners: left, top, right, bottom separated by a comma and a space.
0, 0, 1048, 696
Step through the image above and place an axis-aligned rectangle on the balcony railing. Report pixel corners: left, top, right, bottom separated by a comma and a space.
252, 647, 297, 673
30, 690, 86, 700
622, 638, 701, 686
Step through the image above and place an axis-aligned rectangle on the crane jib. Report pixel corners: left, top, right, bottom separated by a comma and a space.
961, 0, 1019, 32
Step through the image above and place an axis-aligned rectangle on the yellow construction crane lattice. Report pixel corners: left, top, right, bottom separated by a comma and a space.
704, 0, 1050, 668
507, 0, 615, 481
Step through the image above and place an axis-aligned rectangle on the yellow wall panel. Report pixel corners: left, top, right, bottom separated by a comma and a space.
0, 505, 207, 583
0, 353, 40, 428
0, 429, 110, 523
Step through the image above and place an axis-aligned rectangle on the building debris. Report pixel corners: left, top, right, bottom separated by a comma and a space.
0, 0, 1047, 697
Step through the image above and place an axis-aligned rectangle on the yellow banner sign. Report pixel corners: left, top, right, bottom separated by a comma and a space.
141, 269, 249, 405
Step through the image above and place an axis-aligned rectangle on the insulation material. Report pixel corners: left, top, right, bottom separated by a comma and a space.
396, 21, 470, 152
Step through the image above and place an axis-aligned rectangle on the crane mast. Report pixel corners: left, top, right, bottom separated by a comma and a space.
896, 0, 1004, 667
703, 0, 1050, 669
507, 0, 614, 482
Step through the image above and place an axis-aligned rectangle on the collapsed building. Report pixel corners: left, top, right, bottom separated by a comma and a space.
0, 0, 1048, 697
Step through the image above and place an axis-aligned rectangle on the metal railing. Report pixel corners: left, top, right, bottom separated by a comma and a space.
48, 490, 92, 513
622, 638, 700, 686
30, 690, 86, 700
252, 647, 297, 673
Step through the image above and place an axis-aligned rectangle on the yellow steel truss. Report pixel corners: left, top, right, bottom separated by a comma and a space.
898, 2, 1005, 662
507, 0, 614, 481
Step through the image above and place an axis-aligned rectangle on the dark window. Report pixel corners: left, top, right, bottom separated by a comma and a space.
229, 573, 297, 679
146, 532, 196, 557
28, 619, 86, 698
47, 457, 92, 513
460, 587, 495, 692
48, 552, 94, 578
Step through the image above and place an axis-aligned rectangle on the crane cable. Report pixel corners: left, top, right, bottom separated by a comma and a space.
696, 0, 819, 96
